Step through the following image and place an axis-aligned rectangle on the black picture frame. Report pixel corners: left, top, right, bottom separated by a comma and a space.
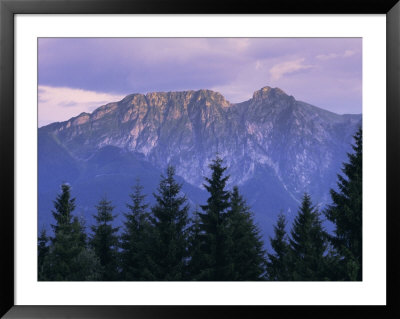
1, 0, 399, 318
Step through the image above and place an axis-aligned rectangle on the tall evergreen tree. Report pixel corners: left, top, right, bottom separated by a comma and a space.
68, 221, 102, 281
289, 193, 328, 281
325, 127, 362, 280
266, 212, 290, 281
46, 184, 82, 280
120, 180, 155, 280
38, 228, 50, 280
43, 184, 101, 280
51, 184, 76, 235
150, 166, 190, 280
195, 156, 232, 280
187, 207, 207, 280
226, 186, 266, 280
89, 197, 120, 280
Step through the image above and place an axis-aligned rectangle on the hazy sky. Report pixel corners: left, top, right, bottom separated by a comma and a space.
38, 38, 362, 127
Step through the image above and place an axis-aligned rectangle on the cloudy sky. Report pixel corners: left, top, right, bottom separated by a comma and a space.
38, 38, 362, 127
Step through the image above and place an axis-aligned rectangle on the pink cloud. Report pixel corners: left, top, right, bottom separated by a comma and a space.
269, 58, 314, 81
38, 85, 124, 127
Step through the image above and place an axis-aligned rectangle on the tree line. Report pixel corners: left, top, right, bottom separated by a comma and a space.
38, 128, 362, 281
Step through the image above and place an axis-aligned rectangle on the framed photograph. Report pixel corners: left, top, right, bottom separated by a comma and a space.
1, 0, 399, 318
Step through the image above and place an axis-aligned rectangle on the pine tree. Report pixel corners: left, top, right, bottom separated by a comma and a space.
120, 180, 155, 280
69, 247, 102, 281
51, 184, 76, 235
226, 186, 266, 280
150, 166, 190, 280
195, 156, 232, 280
289, 193, 328, 281
266, 212, 290, 281
38, 228, 50, 280
44, 184, 101, 280
187, 207, 206, 280
68, 217, 102, 281
46, 184, 81, 280
89, 197, 120, 280
325, 127, 362, 280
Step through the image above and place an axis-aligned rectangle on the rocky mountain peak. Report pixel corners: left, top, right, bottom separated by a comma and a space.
194, 89, 230, 107
142, 89, 230, 108
117, 89, 231, 109
252, 86, 289, 101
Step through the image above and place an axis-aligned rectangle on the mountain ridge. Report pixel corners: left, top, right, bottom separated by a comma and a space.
38, 85, 361, 242
41, 86, 360, 128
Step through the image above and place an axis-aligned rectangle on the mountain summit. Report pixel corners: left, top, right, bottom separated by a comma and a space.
252, 86, 290, 100
39, 86, 361, 240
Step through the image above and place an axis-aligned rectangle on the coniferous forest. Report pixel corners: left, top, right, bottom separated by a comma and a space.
38, 128, 362, 281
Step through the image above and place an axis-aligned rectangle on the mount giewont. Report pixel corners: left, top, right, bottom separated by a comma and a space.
39, 86, 361, 240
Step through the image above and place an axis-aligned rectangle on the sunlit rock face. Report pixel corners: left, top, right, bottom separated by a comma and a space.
39, 86, 361, 238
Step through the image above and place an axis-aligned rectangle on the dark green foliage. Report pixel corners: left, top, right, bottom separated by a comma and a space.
226, 186, 266, 280
44, 215, 101, 280
193, 157, 233, 280
38, 228, 49, 280
51, 184, 76, 234
266, 212, 290, 281
325, 127, 362, 280
46, 184, 84, 280
89, 197, 120, 280
150, 166, 190, 280
289, 193, 328, 281
190, 160, 267, 280
120, 180, 155, 280
186, 208, 207, 280
40, 184, 101, 281
69, 247, 102, 281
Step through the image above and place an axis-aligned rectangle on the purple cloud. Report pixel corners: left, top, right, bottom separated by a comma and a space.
58, 101, 78, 107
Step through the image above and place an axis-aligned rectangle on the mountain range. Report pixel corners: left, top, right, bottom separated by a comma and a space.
38, 86, 361, 243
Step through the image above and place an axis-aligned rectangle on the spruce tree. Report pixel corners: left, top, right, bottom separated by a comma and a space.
68, 217, 102, 281
45, 184, 100, 280
325, 127, 362, 280
266, 212, 290, 281
150, 166, 190, 280
226, 186, 266, 280
187, 207, 206, 280
120, 180, 155, 280
51, 183, 76, 235
89, 197, 120, 280
195, 156, 232, 280
289, 193, 328, 281
38, 228, 50, 280
46, 184, 82, 280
